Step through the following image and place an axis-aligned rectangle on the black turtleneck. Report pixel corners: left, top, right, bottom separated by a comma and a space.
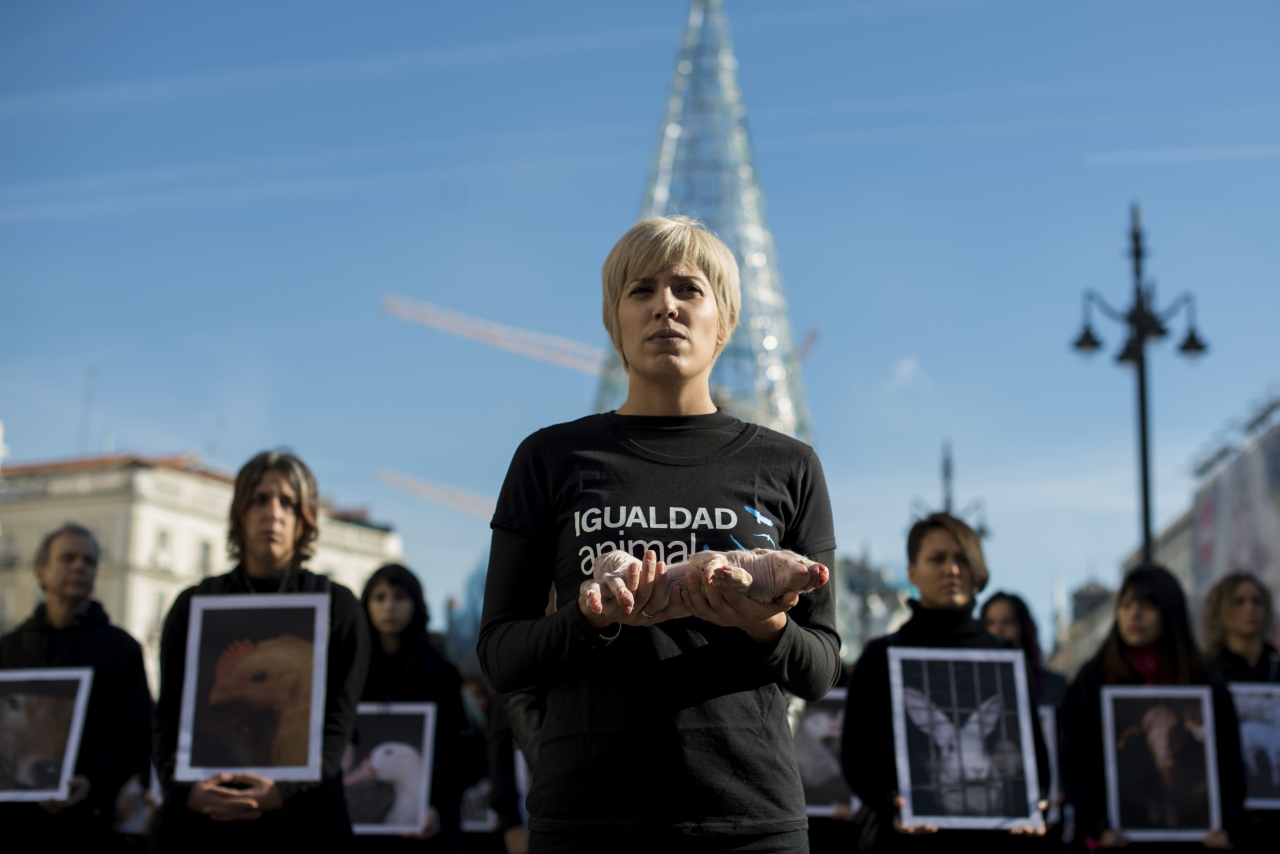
839, 601, 1050, 852
1208, 642, 1280, 684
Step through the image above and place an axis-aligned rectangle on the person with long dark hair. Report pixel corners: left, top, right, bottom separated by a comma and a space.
982, 592, 1067, 708
477, 217, 840, 853
150, 451, 370, 853
355, 564, 477, 853
840, 513, 1049, 852
1202, 571, 1279, 851
1059, 566, 1244, 849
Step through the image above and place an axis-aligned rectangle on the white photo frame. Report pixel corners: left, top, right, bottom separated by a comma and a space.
0, 668, 94, 802
176, 593, 330, 782
889, 647, 1043, 831
1037, 705, 1061, 824
345, 702, 438, 835
1227, 682, 1280, 810
796, 687, 858, 817
1100, 685, 1220, 841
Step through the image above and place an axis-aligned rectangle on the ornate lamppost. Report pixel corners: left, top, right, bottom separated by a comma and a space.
1072, 204, 1208, 564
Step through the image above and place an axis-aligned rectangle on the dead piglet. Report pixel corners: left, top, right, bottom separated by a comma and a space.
583, 549, 828, 620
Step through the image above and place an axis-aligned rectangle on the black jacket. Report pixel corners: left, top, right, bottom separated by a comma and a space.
840, 601, 1050, 852
149, 566, 369, 853
360, 633, 480, 850
1060, 656, 1247, 847
1208, 642, 1280, 684
0, 600, 152, 839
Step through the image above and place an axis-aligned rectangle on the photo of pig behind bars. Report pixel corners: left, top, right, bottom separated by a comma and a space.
897, 655, 1032, 821
190, 606, 318, 770
0, 676, 82, 797
1107, 692, 1214, 831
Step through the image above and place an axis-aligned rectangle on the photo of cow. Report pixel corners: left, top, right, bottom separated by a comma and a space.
1101, 685, 1221, 842
889, 647, 1042, 830
344, 702, 438, 835
176, 593, 330, 782
1227, 683, 1280, 810
0, 668, 93, 802
794, 687, 859, 817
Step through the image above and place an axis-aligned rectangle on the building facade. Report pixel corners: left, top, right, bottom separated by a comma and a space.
0, 453, 402, 693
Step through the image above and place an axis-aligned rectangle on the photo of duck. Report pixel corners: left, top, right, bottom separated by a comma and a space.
344, 741, 426, 826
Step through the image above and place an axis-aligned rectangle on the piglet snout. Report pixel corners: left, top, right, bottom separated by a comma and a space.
811, 563, 829, 588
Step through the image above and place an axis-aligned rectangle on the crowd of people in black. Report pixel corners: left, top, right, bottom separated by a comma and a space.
2, 217, 1277, 853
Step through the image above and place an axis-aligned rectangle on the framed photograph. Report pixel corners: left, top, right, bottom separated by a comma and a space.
795, 687, 859, 817
1227, 683, 1280, 810
1101, 685, 1220, 841
461, 749, 530, 833
1037, 705, 1061, 824
0, 668, 94, 802
344, 702, 437, 835
889, 647, 1043, 830
176, 593, 330, 782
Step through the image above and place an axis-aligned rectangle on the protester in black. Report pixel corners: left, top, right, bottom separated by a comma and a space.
1202, 571, 1279, 683
840, 514, 1050, 852
1202, 571, 1278, 852
1060, 565, 1243, 850
982, 592, 1068, 708
356, 563, 476, 853
478, 217, 839, 854
0, 523, 152, 844
150, 451, 369, 853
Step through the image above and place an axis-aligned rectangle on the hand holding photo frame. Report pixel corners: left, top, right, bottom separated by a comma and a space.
344, 702, 438, 835
1100, 685, 1221, 842
0, 668, 93, 802
889, 647, 1043, 831
176, 593, 330, 782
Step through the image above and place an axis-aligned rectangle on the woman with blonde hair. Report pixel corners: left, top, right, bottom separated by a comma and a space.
478, 217, 839, 853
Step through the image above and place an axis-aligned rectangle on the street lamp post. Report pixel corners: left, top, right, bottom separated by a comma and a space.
1072, 204, 1208, 565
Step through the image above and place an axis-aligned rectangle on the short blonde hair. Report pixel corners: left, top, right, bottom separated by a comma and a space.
601, 216, 740, 369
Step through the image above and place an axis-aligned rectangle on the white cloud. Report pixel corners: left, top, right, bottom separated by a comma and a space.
885, 356, 922, 390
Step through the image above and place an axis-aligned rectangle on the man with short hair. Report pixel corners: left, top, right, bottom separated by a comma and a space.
0, 522, 153, 843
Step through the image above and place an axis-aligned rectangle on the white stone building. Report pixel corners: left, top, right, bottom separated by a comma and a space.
0, 453, 402, 693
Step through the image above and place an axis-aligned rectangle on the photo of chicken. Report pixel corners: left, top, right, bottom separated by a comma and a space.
207, 635, 315, 767
181, 597, 327, 779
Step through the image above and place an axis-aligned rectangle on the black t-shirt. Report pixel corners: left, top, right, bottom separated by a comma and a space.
478, 412, 839, 836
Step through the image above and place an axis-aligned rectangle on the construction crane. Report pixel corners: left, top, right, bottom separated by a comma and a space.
378, 468, 496, 521
382, 294, 607, 376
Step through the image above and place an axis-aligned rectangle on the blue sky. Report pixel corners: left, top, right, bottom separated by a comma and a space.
3, 0, 1278, 643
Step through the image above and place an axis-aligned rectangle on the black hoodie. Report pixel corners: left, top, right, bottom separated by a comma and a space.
840, 601, 1050, 853
0, 600, 152, 840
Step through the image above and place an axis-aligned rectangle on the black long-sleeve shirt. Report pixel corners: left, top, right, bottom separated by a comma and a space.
477, 412, 840, 836
150, 566, 369, 852
840, 601, 1051, 852
1060, 656, 1246, 847
0, 600, 152, 840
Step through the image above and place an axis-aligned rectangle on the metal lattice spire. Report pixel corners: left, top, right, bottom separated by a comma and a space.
594, 0, 813, 443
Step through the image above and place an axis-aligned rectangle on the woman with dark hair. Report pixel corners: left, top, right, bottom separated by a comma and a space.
982, 593, 1068, 707
1059, 566, 1245, 849
840, 513, 1050, 851
151, 450, 370, 853
356, 564, 475, 853
1202, 571, 1278, 683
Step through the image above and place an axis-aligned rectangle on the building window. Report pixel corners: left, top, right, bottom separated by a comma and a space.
152, 529, 172, 571
0, 533, 18, 570
199, 541, 212, 577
